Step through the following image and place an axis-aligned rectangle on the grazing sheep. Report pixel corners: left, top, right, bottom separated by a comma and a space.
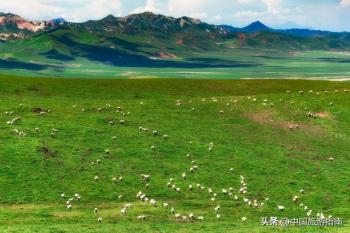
66, 204, 72, 211
137, 215, 146, 221
150, 199, 157, 207
216, 214, 221, 220
197, 216, 204, 221
163, 203, 169, 208
94, 176, 99, 181
141, 174, 150, 182
163, 135, 168, 139
121, 208, 126, 216
94, 208, 98, 214
97, 217, 103, 222
300, 189, 305, 194
307, 210, 313, 217
241, 217, 247, 222
277, 205, 285, 211
293, 196, 299, 203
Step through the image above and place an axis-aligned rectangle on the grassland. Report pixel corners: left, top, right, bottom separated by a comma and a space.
1, 75, 350, 232
1, 29, 350, 80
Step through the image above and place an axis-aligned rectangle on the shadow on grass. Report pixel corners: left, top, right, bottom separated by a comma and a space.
52, 35, 261, 68
318, 58, 350, 63
0, 58, 59, 71
39, 49, 75, 61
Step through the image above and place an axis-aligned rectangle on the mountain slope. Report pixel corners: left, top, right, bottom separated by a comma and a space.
242, 21, 273, 33
1, 11, 350, 71
0, 12, 64, 41
221, 21, 341, 38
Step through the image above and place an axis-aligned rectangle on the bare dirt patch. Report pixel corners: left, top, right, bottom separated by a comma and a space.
0, 204, 51, 211
245, 111, 324, 133
53, 211, 82, 218
245, 111, 276, 124
39, 146, 57, 159
315, 112, 333, 119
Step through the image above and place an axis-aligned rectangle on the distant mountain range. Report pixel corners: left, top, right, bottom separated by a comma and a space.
0, 12, 66, 41
221, 21, 337, 37
0, 11, 348, 42
0, 11, 350, 70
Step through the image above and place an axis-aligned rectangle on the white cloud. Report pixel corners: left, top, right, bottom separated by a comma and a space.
340, 0, 350, 7
262, 0, 283, 13
165, 0, 215, 19
0, 0, 349, 31
130, 0, 160, 14
0, 0, 122, 22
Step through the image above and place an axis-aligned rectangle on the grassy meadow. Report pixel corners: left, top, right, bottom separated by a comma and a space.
1, 75, 350, 232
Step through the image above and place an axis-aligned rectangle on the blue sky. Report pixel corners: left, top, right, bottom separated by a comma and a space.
0, 0, 349, 31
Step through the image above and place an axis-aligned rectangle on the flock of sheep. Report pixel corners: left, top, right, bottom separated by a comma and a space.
4, 88, 347, 223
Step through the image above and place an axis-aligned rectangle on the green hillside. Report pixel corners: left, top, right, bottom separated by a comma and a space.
1, 12, 350, 79
1, 75, 350, 232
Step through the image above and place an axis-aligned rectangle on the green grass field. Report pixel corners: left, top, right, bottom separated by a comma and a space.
1, 75, 350, 232
2, 35, 350, 80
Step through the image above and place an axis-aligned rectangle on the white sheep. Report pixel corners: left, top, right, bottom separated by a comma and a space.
141, 174, 151, 182
137, 215, 146, 221
121, 208, 126, 216
150, 199, 157, 207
